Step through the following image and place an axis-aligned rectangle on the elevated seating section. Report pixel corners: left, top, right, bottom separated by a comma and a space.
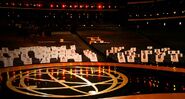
77, 29, 185, 67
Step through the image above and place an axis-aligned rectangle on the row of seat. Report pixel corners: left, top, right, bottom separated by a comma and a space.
106, 46, 183, 63
87, 36, 110, 45
0, 45, 97, 67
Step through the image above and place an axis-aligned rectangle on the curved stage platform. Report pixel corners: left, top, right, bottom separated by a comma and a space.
0, 62, 185, 99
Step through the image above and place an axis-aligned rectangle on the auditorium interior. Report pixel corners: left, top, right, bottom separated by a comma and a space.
0, 0, 185, 99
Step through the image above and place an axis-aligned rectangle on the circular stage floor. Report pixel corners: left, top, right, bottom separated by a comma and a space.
0, 62, 185, 99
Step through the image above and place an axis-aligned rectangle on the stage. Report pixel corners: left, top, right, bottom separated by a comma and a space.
0, 62, 185, 99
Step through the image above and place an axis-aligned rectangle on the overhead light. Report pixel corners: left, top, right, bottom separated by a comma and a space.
85, 5, 89, 8
80, 5, 83, 8
50, 4, 54, 8
173, 11, 176, 14
37, 4, 42, 7
62, 4, 65, 8
74, 5, 78, 8
163, 22, 166, 26
108, 5, 111, 8
69, 5, 72, 8
179, 22, 182, 25
97, 4, 102, 9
